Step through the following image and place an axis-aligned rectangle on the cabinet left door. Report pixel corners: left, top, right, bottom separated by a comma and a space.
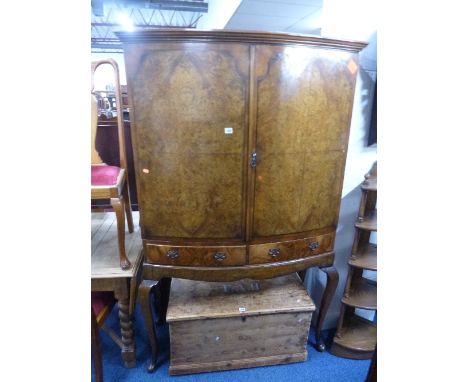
124, 43, 250, 240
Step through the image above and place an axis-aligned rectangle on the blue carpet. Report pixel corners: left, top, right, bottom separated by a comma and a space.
94, 304, 370, 381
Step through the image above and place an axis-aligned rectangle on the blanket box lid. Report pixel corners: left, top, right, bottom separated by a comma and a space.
166, 273, 315, 322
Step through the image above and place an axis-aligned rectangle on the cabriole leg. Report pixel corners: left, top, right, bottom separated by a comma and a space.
315, 266, 339, 351
139, 279, 159, 372
111, 196, 131, 270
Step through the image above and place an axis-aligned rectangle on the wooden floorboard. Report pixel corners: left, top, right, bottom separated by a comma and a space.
91, 212, 109, 238
91, 212, 115, 251
91, 211, 142, 278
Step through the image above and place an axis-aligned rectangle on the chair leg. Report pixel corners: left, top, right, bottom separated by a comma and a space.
123, 182, 134, 233
91, 308, 103, 382
111, 196, 131, 270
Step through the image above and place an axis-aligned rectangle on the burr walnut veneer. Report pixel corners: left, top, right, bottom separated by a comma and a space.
117, 29, 366, 371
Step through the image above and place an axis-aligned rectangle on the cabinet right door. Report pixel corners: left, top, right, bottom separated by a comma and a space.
252, 44, 359, 238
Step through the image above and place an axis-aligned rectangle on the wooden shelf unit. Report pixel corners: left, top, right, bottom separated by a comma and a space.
348, 244, 377, 271
332, 314, 377, 359
341, 277, 377, 310
355, 211, 377, 231
331, 161, 377, 359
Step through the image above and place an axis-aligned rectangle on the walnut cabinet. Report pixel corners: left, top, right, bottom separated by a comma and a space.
118, 30, 366, 274
117, 29, 366, 370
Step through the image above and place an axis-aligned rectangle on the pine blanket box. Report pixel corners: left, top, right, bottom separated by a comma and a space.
166, 273, 315, 375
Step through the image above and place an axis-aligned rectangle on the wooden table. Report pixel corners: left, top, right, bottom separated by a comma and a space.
91, 212, 143, 367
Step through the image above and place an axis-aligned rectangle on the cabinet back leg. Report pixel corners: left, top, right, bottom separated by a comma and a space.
139, 279, 160, 372
315, 266, 339, 351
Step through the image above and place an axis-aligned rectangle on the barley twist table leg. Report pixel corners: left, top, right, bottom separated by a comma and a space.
118, 297, 136, 368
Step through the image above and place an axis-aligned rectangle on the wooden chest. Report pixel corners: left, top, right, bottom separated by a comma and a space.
166, 273, 315, 375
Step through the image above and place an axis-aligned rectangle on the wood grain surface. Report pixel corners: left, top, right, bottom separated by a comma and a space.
249, 232, 334, 264
91, 212, 142, 278
341, 277, 377, 310
349, 243, 377, 271
167, 273, 314, 374
125, 43, 249, 239
119, 30, 364, 283
169, 313, 311, 374
252, 45, 357, 237
143, 252, 334, 282
144, 243, 247, 267
116, 29, 367, 52
332, 315, 376, 354
166, 273, 315, 322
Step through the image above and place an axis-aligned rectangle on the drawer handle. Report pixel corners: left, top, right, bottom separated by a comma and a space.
166, 249, 179, 259
308, 241, 319, 251
213, 252, 226, 261
268, 248, 281, 257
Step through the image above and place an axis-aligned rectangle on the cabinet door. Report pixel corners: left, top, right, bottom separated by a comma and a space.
125, 43, 249, 239
252, 45, 359, 237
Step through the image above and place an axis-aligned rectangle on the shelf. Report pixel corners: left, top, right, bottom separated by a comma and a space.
355, 210, 377, 231
342, 277, 376, 310
361, 177, 377, 191
349, 244, 377, 270
331, 315, 377, 359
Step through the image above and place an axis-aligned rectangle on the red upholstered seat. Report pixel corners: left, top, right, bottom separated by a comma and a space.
91, 165, 121, 186
91, 291, 116, 317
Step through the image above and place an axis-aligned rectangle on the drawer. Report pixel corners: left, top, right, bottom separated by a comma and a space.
248, 233, 334, 265
249, 240, 296, 264
144, 243, 247, 267
294, 233, 334, 259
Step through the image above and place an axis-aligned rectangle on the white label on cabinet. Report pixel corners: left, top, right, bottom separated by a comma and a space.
224, 127, 233, 134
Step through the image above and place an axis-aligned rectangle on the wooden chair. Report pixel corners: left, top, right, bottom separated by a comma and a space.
91, 291, 116, 382
91, 59, 134, 270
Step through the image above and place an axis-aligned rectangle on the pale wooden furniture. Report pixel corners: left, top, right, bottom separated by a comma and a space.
166, 274, 315, 375
331, 162, 377, 359
91, 59, 134, 270
116, 29, 367, 370
91, 211, 143, 367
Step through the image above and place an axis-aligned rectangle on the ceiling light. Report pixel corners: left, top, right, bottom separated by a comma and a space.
117, 13, 134, 32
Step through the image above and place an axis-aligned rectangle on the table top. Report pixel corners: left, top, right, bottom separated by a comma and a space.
91, 211, 142, 279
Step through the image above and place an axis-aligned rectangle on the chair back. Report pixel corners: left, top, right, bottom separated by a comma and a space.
91, 59, 127, 170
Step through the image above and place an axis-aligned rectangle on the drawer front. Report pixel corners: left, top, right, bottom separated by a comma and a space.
249, 240, 296, 264
248, 233, 334, 265
294, 233, 334, 259
144, 243, 247, 267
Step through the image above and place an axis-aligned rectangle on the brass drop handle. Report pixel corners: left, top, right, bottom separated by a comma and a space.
213, 252, 226, 261
308, 241, 319, 251
268, 248, 281, 257
166, 249, 179, 259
